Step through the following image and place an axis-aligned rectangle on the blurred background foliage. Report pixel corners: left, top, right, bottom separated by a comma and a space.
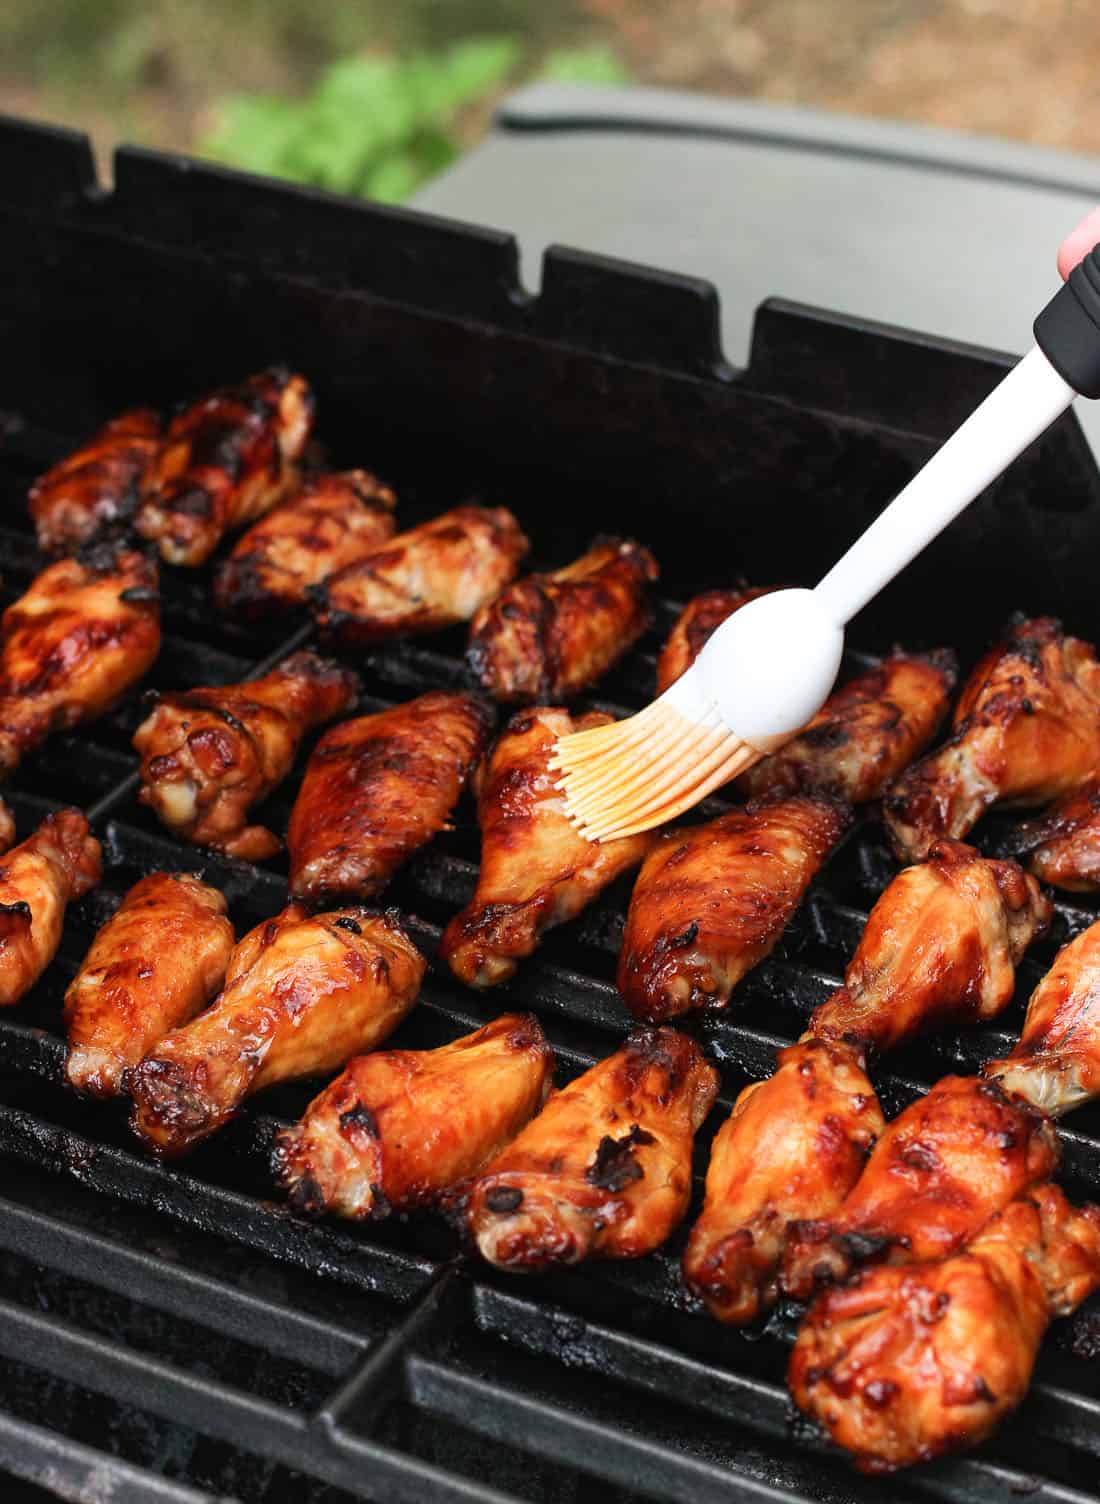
1, 0, 1097, 200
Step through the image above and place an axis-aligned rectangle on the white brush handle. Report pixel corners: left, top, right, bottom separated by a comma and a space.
812, 346, 1075, 627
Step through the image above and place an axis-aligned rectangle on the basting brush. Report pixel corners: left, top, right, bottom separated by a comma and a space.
552, 245, 1100, 842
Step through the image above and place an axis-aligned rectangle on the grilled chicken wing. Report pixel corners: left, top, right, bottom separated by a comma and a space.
737, 651, 957, 805
0, 809, 100, 1006
618, 795, 850, 1022
214, 470, 397, 618
64, 873, 234, 1098
467, 1026, 718, 1271
782, 1075, 1059, 1299
275, 1013, 553, 1220
985, 915, 1100, 1116
1010, 772, 1100, 892
441, 707, 656, 988
884, 616, 1100, 861
29, 409, 162, 555
136, 367, 313, 566
129, 906, 424, 1156
0, 546, 161, 777
134, 651, 357, 861
655, 586, 776, 694
312, 505, 529, 644
287, 690, 491, 903
468, 537, 657, 702
790, 1183, 1100, 1473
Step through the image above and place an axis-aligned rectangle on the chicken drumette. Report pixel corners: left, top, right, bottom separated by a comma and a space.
136, 367, 313, 566
618, 795, 850, 1023
134, 650, 357, 861
468, 537, 657, 702
311, 505, 529, 644
214, 469, 397, 618
885, 616, 1100, 861
466, 1026, 718, 1271
655, 586, 776, 694
440, 707, 656, 988
29, 409, 162, 556
287, 690, 491, 903
65, 872, 234, 1098
130, 905, 424, 1156
275, 1013, 554, 1220
0, 546, 161, 777
0, 810, 101, 1006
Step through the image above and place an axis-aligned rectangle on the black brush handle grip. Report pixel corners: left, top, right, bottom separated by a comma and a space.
1035, 244, 1100, 398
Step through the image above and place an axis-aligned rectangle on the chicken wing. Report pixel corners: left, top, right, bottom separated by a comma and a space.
64, 873, 234, 1098
790, 1183, 1100, 1473
28, 409, 162, 556
440, 707, 656, 988
287, 690, 491, 903
467, 537, 657, 702
466, 1026, 718, 1271
129, 906, 424, 1156
0, 546, 161, 778
135, 367, 313, 566
655, 586, 776, 694
782, 1075, 1059, 1299
1010, 772, 1100, 892
134, 650, 357, 861
311, 505, 529, 644
884, 616, 1100, 861
0, 809, 101, 1006
737, 651, 957, 805
617, 795, 850, 1022
985, 914, 1100, 1116
274, 1013, 553, 1220
213, 469, 397, 618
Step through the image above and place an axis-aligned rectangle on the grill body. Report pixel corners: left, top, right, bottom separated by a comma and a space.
0, 113, 1099, 1504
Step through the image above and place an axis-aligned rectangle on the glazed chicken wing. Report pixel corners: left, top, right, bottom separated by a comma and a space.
312, 505, 529, 645
790, 1183, 1100, 1473
655, 586, 777, 694
782, 1075, 1059, 1299
617, 795, 850, 1022
129, 906, 424, 1156
287, 690, 491, 903
0, 546, 161, 777
214, 469, 397, 618
134, 650, 357, 861
467, 537, 657, 702
64, 873, 234, 1098
136, 367, 313, 566
884, 616, 1100, 861
0, 809, 100, 1006
275, 1013, 553, 1220
440, 707, 656, 988
1010, 772, 1100, 892
466, 1026, 718, 1271
29, 409, 162, 556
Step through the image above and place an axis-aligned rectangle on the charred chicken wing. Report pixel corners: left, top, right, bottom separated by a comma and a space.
617, 795, 849, 1022
790, 1183, 1100, 1473
275, 1013, 553, 1220
655, 586, 776, 694
311, 505, 529, 644
1010, 772, 1100, 892
214, 469, 397, 617
0, 809, 100, 1006
29, 409, 162, 555
441, 707, 656, 988
0, 546, 161, 777
134, 650, 357, 861
467, 537, 657, 702
65, 873, 234, 1098
287, 690, 491, 903
129, 906, 424, 1156
884, 616, 1100, 861
467, 1026, 718, 1271
136, 367, 313, 566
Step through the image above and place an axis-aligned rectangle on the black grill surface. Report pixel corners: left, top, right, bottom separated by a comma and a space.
1, 113, 1100, 1504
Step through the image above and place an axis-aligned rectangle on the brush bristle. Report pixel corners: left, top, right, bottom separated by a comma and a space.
552, 700, 763, 841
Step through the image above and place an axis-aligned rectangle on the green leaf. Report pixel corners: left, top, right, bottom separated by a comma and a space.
539, 45, 630, 85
